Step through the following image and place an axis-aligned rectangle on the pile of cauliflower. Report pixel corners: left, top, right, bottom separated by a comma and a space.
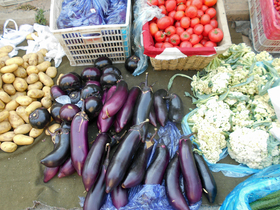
187, 43, 280, 169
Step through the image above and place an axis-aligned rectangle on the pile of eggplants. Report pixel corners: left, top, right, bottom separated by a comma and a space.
40, 56, 217, 210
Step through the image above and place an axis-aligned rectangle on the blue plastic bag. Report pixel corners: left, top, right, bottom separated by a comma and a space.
105, 0, 127, 25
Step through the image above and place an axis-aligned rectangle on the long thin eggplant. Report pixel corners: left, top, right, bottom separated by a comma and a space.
97, 110, 115, 133
179, 134, 202, 206
100, 80, 128, 119
83, 144, 110, 210
166, 153, 190, 210
105, 85, 117, 101
57, 157, 76, 178
111, 185, 128, 209
121, 129, 157, 189
105, 120, 148, 193
114, 86, 141, 133
82, 133, 111, 191
165, 93, 184, 123
144, 143, 169, 185
70, 106, 89, 176
154, 89, 168, 127
149, 104, 157, 127
43, 166, 60, 183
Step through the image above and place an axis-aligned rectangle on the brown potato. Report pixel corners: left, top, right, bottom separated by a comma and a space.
29, 127, 44, 138
0, 73, 2, 89
0, 45, 13, 54
28, 81, 43, 90
1, 142, 17, 152
37, 61, 51, 72
26, 73, 39, 84
28, 53, 38, 66
16, 106, 29, 123
26, 32, 38, 40
36, 51, 44, 64
13, 66, 27, 78
5, 57, 24, 66
2, 73, 15, 84
0, 91, 11, 103
25, 101, 41, 115
3, 84, 16, 95
38, 72, 54, 87
0, 121, 12, 134
56, 73, 64, 86
22, 61, 29, 69
0, 52, 8, 57
45, 123, 60, 135
27, 89, 44, 99
0, 63, 18, 73
5, 100, 19, 111
13, 134, 34, 145
0, 99, 5, 110
46, 66, 57, 78
42, 86, 51, 98
0, 110, 9, 122
41, 96, 52, 109
13, 77, 28, 92
8, 111, 24, 129
10, 92, 26, 100
38, 48, 48, 56
0, 131, 15, 142
14, 123, 32, 135
15, 95, 33, 106
26, 66, 39, 75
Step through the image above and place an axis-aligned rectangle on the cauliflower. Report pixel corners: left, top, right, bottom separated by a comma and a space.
255, 51, 273, 62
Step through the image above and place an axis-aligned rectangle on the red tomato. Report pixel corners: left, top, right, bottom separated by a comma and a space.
186, 1, 191, 6
180, 41, 192, 47
176, 26, 185, 35
210, 19, 218, 28
174, 11, 185, 20
185, 5, 198, 18
189, 34, 200, 45
201, 5, 208, 12
208, 28, 224, 43
180, 31, 191, 41
205, 8, 216, 19
204, 41, 217, 47
157, 16, 172, 30
203, 0, 217, 7
193, 24, 204, 35
191, 0, 203, 9
165, 26, 176, 36
155, 42, 164, 48
165, 0, 177, 12
197, 10, 204, 18
190, 17, 200, 28
193, 43, 203, 47
159, 5, 167, 15
162, 42, 174, 48
177, 0, 186, 4
202, 24, 213, 36
147, 0, 158, 5
169, 34, 181, 46
186, 27, 194, 35
165, 36, 170, 42
200, 14, 211, 25
180, 17, 191, 28
168, 11, 176, 18
198, 34, 203, 41
149, 22, 159, 36
167, 16, 175, 25
200, 39, 208, 45
154, 31, 166, 42
175, 21, 181, 27
158, 0, 165, 5
177, 4, 187, 11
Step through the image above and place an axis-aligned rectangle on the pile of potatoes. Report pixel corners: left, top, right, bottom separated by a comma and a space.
0, 45, 57, 153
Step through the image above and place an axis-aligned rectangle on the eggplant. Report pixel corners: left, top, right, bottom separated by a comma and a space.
94, 56, 112, 69
111, 185, 128, 209
114, 86, 141, 133
100, 73, 121, 88
133, 73, 154, 141
81, 67, 101, 82
165, 93, 184, 123
125, 55, 140, 74
193, 150, 217, 203
97, 111, 115, 133
40, 128, 71, 167
154, 89, 168, 127
144, 143, 169, 185
59, 104, 81, 125
83, 144, 111, 210
59, 72, 82, 93
82, 133, 111, 191
50, 85, 67, 101
102, 65, 122, 78
57, 157, 76, 178
179, 134, 202, 205
70, 110, 89, 176
166, 153, 190, 210
85, 80, 101, 87
105, 120, 148, 193
121, 130, 156, 189
50, 102, 63, 124
105, 85, 117, 102
81, 84, 103, 100
29, 107, 51, 129
69, 90, 81, 104
100, 80, 129, 119
149, 104, 157, 127
84, 96, 102, 120
43, 166, 60, 183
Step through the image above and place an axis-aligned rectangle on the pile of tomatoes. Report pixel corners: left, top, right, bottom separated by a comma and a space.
274, 0, 280, 11
148, 0, 224, 48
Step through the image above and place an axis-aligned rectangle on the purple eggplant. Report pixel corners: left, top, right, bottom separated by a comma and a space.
59, 104, 81, 125
105, 85, 117, 102
101, 88, 108, 105
111, 185, 128, 209
82, 133, 111, 191
50, 85, 67, 101
29, 107, 51, 129
179, 134, 202, 205
149, 104, 157, 127
81, 84, 103, 100
105, 120, 148, 193
102, 65, 122, 78
100, 80, 128, 120
154, 89, 168, 127
94, 56, 112, 69
70, 109, 89, 176
114, 86, 141, 133
144, 143, 169, 185
100, 73, 121, 88
50, 102, 63, 124
81, 67, 101, 82
83, 144, 111, 210
166, 93, 184, 123
85, 80, 101, 87
121, 130, 156, 189
84, 96, 102, 120
166, 153, 190, 210
69, 90, 81, 104
97, 111, 115, 133
57, 157, 76, 178
43, 166, 60, 183
59, 72, 82, 93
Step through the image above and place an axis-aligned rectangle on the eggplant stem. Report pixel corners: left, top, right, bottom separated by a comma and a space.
79, 117, 84, 133
150, 128, 158, 144
144, 72, 149, 87
105, 109, 111, 118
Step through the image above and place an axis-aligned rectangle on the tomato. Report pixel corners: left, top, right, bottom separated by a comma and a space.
198, 34, 203, 41
165, 36, 170, 43
177, 0, 186, 4
202, 24, 213, 36
193, 24, 204, 35
205, 8, 216, 18
157, 16, 172, 30
185, 5, 198, 18
186, 1, 191, 6
210, 19, 218, 28
174, 11, 185, 20
191, 0, 202, 9
180, 31, 191, 41
180, 41, 192, 47
189, 34, 200, 45
167, 16, 175, 25
175, 21, 181, 27
147, 0, 158, 6
200, 39, 208, 45
193, 43, 204, 48
155, 42, 164, 48
190, 17, 200, 28
168, 11, 176, 18
158, 0, 165, 5
149, 22, 159, 36
165, 26, 176, 36
169, 34, 180, 46
197, 10, 204, 18
162, 42, 174, 48
203, 0, 217, 7
165, 0, 177, 12
154, 31, 166, 42
186, 27, 194, 35
177, 4, 187, 11
208, 28, 224, 43
201, 5, 208, 12
200, 14, 211, 25
159, 5, 167, 15
176, 26, 185, 35
204, 41, 217, 47
180, 17, 191, 28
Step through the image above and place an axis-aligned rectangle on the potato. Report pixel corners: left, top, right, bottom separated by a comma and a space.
1, 142, 17, 152
28, 81, 43, 90
2, 73, 15, 84
45, 123, 60, 135
46, 66, 57, 78
13, 134, 34, 145
0, 91, 11, 103
0, 45, 13, 54
29, 127, 44, 138
0, 52, 8, 57
0, 63, 18, 73
28, 53, 38, 66
0, 121, 12, 134
23, 53, 31, 62
56, 73, 64, 86
27, 89, 44, 99
0, 131, 15, 142
3, 84, 16, 95
0, 55, 10, 64
38, 48, 48, 56
38, 72, 54, 87
22, 61, 29, 69
5, 100, 19, 111
26, 66, 39, 75
14, 123, 32, 135
13, 66, 27, 78
16, 106, 29, 123
5, 57, 24, 66
15, 95, 33, 106
41, 96, 52, 109
10, 91, 26, 100
42, 86, 51, 98
37, 61, 51, 72
13, 77, 28, 92
0, 99, 5, 109
25, 101, 41, 115
0, 110, 9, 122
26, 32, 38, 40
36, 52, 44, 64
8, 111, 25, 129
26, 73, 39, 84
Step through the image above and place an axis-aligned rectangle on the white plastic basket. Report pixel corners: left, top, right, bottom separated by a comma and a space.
49, 0, 132, 66
0, 0, 32, 6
